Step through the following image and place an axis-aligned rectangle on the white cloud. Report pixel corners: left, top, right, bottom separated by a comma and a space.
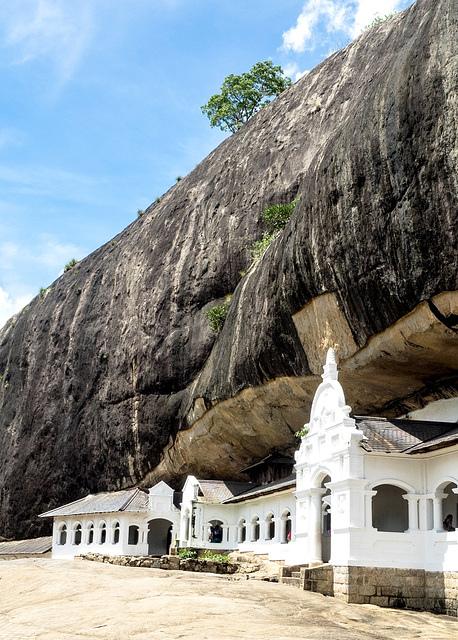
0, 0, 94, 83
0, 286, 33, 330
282, 1, 408, 53
283, 63, 309, 83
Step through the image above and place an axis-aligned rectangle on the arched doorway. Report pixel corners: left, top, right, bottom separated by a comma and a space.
441, 482, 457, 530
372, 484, 408, 532
148, 519, 173, 555
321, 475, 331, 563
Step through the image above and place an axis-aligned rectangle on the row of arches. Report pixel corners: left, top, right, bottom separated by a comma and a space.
200, 510, 293, 545
57, 520, 133, 546
56, 519, 175, 555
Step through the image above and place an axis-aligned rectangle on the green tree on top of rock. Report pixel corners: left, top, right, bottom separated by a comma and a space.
201, 61, 292, 133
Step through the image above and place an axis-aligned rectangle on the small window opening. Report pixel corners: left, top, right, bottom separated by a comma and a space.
128, 525, 139, 545
100, 523, 107, 544
113, 522, 120, 544
74, 524, 82, 545
59, 524, 67, 546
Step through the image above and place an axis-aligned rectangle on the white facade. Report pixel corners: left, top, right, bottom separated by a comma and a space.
294, 349, 458, 572
45, 350, 457, 576
47, 481, 180, 560
180, 350, 458, 573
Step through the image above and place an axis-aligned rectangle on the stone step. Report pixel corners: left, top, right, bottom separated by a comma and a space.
280, 577, 301, 588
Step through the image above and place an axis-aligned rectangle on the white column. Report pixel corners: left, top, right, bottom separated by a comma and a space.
279, 517, 288, 544
237, 525, 245, 544
309, 488, 326, 562
364, 490, 377, 528
403, 494, 419, 531
418, 496, 428, 531
433, 493, 447, 531
139, 525, 148, 545
250, 521, 257, 542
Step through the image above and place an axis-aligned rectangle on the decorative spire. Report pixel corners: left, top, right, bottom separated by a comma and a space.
322, 347, 338, 381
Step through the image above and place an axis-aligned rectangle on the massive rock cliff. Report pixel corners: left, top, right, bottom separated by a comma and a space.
0, 0, 457, 538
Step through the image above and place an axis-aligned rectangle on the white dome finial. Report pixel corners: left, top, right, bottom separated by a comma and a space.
322, 347, 338, 381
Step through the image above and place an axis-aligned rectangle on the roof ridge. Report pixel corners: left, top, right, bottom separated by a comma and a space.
119, 488, 142, 511
38, 493, 95, 518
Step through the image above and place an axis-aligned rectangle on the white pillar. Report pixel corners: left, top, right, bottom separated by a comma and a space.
403, 494, 419, 531
433, 493, 447, 531
309, 488, 326, 563
250, 521, 257, 542
364, 490, 377, 528
237, 525, 245, 544
418, 497, 428, 531
279, 517, 288, 544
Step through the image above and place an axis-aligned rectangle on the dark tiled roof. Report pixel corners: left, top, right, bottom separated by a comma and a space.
239, 452, 296, 473
355, 417, 457, 453
404, 426, 458, 453
197, 480, 258, 503
222, 474, 296, 504
0, 536, 52, 555
39, 488, 148, 518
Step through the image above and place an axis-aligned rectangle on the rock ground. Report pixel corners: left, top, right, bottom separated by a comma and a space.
0, 559, 455, 640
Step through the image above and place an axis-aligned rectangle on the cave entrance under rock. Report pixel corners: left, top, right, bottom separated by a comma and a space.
147, 519, 173, 556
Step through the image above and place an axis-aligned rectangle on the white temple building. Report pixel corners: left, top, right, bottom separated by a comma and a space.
40, 349, 458, 614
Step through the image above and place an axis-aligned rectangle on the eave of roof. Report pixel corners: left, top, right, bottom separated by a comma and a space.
0, 536, 52, 555
354, 416, 457, 454
196, 480, 259, 503
222, 474, 296, 504
38, 488, 148, 518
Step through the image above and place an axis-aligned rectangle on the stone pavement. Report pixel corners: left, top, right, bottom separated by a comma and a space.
0, 559, 455, 640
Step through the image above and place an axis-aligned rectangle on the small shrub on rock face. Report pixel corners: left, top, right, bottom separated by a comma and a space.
64, 258, 79, 272
251, 231, 279, 261
260, 197, 301, 232
250, 196, 301, 262
204, 295, 232, 334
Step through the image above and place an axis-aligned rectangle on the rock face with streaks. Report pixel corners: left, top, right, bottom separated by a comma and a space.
0, 0, 457, 538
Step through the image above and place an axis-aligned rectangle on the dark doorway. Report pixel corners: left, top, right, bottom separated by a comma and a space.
148, 519, 173, 555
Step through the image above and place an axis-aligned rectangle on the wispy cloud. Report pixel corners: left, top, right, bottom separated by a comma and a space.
0, 0, 94, 84
282, 0, 407, 53
0, 162, 103, 204
0, 128, 27, 151
0, 286, 33, 329
0, 233, 86, 329
283, 62, 309, 83
0, 236, 85, 274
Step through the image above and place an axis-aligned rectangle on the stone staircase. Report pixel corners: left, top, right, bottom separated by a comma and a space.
278, 564, 307, 588
279, 563, 334, 594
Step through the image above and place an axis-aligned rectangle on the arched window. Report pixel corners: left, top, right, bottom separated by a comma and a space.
58, 523, 67, 546
88, 524, 94, 545
238, 519, 246, 543
265, 513, 275, 540
281, 510, 291, 544
74, 523, 82, 545
251, 516, 260, 542
128, 525, 139, 545
113, 521, 120, 544
372, 484, 408, 532
441, 482, 458, 530
99, 522, 107, 544
208, 519, 224, 543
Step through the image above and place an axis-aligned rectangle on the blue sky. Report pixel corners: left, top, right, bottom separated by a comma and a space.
0, 0, 414, 328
